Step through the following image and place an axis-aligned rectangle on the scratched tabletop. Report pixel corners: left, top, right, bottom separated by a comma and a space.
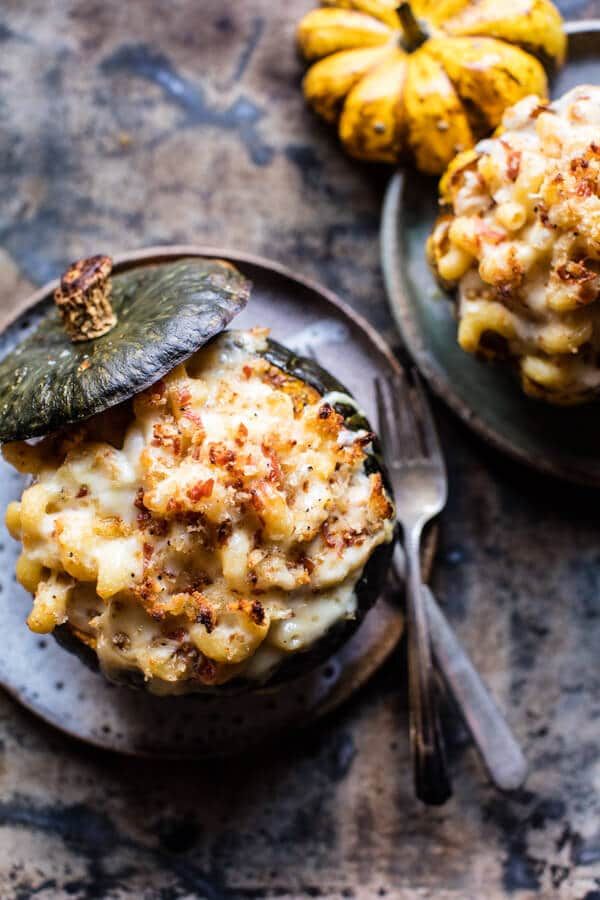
1, 1, 600, 898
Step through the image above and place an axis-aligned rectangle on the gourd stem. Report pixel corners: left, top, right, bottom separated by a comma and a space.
396, 2, 427, 52
54, 255, 117, 343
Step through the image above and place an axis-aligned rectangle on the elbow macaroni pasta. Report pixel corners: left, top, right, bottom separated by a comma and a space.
427, 85, 600, 404
4, 330, 393, 692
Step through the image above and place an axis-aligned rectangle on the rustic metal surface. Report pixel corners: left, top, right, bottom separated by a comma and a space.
0, 0, 599, 897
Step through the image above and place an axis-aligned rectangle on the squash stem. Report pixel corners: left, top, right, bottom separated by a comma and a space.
54, 255, 117, 342
396, 2, 427, 52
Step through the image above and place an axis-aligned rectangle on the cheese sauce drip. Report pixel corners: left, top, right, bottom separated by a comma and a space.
4, 329, 393, 691
428, 85, 600, 404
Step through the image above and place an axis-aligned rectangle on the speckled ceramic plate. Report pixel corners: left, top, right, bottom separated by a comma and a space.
0, 246, 435, 758
381, 22, 600, 487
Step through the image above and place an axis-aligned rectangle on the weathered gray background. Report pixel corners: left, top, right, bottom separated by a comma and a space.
1, 1, 600, 897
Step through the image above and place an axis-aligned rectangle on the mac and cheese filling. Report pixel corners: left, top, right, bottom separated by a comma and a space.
428, 85, 600, 404
4, 330, 393, 691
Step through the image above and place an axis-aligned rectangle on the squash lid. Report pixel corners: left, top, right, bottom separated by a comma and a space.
0, 257, 251, 442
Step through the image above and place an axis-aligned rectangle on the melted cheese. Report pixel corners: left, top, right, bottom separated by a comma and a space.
428, 85, 600, 404
4, 329, 393, 691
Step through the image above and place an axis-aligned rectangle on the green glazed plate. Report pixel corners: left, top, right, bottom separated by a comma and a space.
381, 22, 600, 486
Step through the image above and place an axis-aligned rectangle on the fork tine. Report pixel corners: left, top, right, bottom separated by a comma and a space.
409, 368, 445, 471
304, 345, 318, 361
392, 370, 421, 459
377, 372, 421, 460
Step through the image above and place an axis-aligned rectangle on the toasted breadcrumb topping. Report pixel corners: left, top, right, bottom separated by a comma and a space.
428, 85, 600, 404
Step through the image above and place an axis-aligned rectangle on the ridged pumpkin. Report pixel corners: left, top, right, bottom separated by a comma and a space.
297, 0, 566, 174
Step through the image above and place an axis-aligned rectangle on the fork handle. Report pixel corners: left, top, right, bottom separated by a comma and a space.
405, 526, 452, 805
422, 584, 528, 792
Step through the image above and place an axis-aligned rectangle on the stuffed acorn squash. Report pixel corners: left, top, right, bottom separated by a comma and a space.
1, 256, 394, 693
297, 0, 565, 173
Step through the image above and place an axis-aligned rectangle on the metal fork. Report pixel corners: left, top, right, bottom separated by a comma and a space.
375, 368, 452, 804
387, 393, 527, 794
